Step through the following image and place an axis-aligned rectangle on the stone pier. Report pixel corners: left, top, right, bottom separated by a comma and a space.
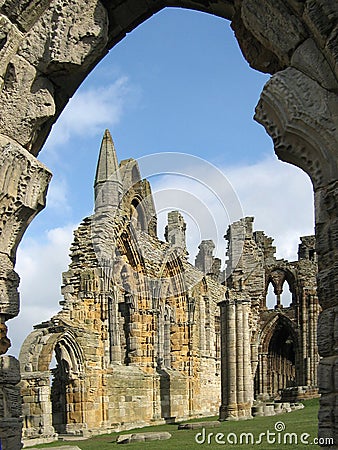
219, 299, 253, 420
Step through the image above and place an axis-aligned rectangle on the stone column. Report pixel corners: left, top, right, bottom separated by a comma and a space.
300, 288, 309, 387
0, 356, 23, 449
256, 353, 269, 400
108, 290, 121, 364
242, 299, 253, 416
236, 301, 244, 411
315, 181, 338, 443
219, 299, 253, 420
0, 139, 51, 450
275, 290, 282, 309
219, 299, 237, 420
254, 59, 338, 442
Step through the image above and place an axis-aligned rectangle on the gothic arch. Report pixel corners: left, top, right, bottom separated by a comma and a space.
20, 327, 83, 374
0, 2, 336, 157
259, 313, 298, 356
20, 328, 86, 439
0, 1, 337, 446
255, 313, 299, 398
130, 197, 147, 231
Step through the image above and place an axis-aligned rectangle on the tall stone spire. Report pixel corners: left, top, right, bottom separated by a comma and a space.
94, 129, 122, 213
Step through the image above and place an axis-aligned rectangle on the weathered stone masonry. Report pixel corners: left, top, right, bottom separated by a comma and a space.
19, 131, 225, 443
19, 132, 320, 445
0, 1, 336, 448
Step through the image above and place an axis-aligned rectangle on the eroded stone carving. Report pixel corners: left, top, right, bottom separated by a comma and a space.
255, 67, 338, 190
0, 136, 52, 258
0, 56, 55, 152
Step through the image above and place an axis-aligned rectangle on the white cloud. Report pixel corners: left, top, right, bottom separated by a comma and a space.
46, 176, 70, 211
46, 76, 136, 148
8, 224, 77, 358
225, 156, 314, 260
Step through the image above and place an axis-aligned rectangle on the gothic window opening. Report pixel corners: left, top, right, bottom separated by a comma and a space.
50, 336, 85, 435
266, 283, 276, 310
266, 275, 293, 309
157, 302, 172, 369
130, 198, 146, 231
281, 284, 292, 308
131, 165, 140, 184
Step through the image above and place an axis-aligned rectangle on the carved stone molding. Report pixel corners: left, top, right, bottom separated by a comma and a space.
0, 135, 51, 261
255, 67, 338, 190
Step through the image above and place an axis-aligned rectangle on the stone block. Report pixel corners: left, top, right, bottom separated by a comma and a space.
17, 0, 109, 85
291, 38, 337, 91
27, 447, 82, 450
263, 404, 275, 416
178, 421, 221, 430
0, 14, 22, 78
116, 431, 171, 444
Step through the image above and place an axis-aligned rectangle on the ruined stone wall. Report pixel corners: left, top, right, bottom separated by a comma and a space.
19, 217, 224, 443
220, 217, 320, 419
18, 148, 225, 444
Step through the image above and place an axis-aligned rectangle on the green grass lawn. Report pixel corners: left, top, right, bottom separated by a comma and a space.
28, 398, 324, 450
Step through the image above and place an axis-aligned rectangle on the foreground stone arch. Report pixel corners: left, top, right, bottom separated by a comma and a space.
19, 328, 86, 439
0, 1, 337, 448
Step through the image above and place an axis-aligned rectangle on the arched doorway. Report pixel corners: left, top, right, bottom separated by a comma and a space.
50, 336, 85, 435
267, 320, 297, 397
50, 346, 68, 434
20, 329, 86, 441
255, 314, 298, 400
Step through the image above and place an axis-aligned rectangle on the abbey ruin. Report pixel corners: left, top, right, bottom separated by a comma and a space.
0, 1, 337, 449
17, 130, 319, 445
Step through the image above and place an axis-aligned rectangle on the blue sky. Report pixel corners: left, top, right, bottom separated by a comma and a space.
9, 8, 314, 357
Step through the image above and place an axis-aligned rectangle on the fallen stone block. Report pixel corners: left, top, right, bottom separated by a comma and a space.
178, 421, 221, 430
116, 431, 171, 444
27, 447, 82, 450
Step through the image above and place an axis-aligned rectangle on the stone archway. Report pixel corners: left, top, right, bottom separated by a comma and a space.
256, 314, 299, 400
19, 328, 86, 443
0, 1, 337, 448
